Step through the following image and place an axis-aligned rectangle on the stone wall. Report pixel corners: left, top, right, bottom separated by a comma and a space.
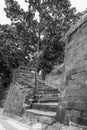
62, 21, 87, 125
4, 82, 30, 115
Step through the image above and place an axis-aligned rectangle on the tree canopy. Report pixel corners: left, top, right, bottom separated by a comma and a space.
0, 0, 81, 83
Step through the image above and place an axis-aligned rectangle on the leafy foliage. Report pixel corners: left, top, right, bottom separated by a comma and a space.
25, 0, 81, 74
3, 0, 82, 78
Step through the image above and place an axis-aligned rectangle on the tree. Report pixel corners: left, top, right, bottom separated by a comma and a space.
4, 0, 81, 77
0, 24, 20, 87
24, 0, 81, 76
4, 0, 39, 62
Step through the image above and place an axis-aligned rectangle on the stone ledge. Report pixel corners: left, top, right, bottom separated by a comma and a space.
25, 109, 56, 117
24, 109, 56, 125
62, 101, 87, 110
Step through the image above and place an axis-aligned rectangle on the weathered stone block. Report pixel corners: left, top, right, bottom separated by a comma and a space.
80, 87, 87, 94
80, 111, 87, 118
68, 96, 81, 102
76, 66, 85, 73
68, 80, 80, 86
80, 95, 87, 103
62, 101, 87, 111
84, 80, 87, 84
71, 74, 79, 79
52, 122, 64, 130
69, 121, 87, 130
66, 90, 87, 98
84, 53, 87, 60
66, 90, 80, 97
78, 117, 87, 126
56, 105, 66, 124
66, 72, 72, 81
69, 102, 87, 110
84, 63, 87, 70
62, 101, 69, 108
66, 68, 77, 76
39, 116, 54, 125
67, 110, 80, 117
66, 85, 81, 91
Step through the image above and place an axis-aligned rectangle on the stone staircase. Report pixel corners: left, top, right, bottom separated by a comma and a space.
36, 87, 59, 103
24, 103, 57, 124
24, 85, 59, 124
13, 66, 59, 124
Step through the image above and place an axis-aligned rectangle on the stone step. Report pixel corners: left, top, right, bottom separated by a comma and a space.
37, 88, 58, 92
25, 109, 56, 117
36, 95, 59, 103
24, 109, 56, 124
32, 102, 58, 112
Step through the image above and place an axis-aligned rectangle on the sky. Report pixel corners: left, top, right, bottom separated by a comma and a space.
0, 0, 87, 24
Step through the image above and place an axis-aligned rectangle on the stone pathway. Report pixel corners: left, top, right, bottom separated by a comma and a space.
0, 108, 86, 130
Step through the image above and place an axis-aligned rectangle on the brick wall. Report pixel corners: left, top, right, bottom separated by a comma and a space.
62, 21, 87, 125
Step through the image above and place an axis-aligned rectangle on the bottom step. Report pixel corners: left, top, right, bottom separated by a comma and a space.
25, 109, 56, 117
24, 109, 56, 125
